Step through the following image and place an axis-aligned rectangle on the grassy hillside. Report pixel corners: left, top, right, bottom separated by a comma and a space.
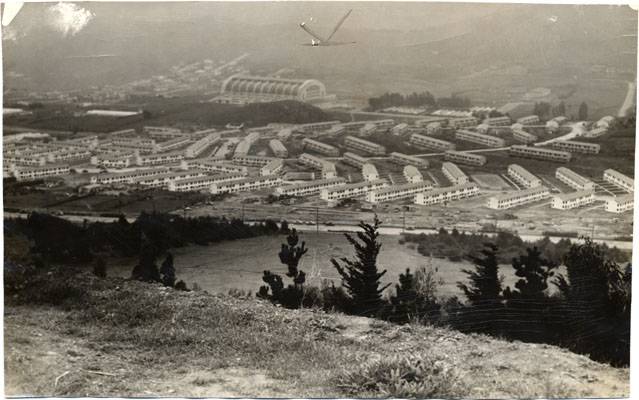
5, 271, 629, 397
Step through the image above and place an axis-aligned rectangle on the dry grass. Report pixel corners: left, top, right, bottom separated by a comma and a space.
5, 272, 630, 398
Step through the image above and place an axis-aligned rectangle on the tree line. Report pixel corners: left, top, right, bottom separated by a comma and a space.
367, 92, 471, 111
258, 217, 631, 367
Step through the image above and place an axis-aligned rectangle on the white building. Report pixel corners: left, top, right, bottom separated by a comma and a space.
167, 173, 246, 192
403, 165, 423, 183
13, 164, 70, 181
90, 153, 134, 169
133, 169, 208, 188
483, 116, 511, 126
362, 163, 379, 181
595, 116, 615, 129
512, 129, 538, 144
556, 167, 595, 190
269, 139, 288, 158
210, 176, 282, 194
391, 123, 409, 136
296, 120, 342, 133
302, 138, 340, 156
276, 177, 347, 197
603, 169, 634, 192
516, 115, 540, 125
135, 151, 184, 166
156, 136, 191, 152
232, 155, 275, 167
47, 149, 92, 163
389, 152, 429, 168
551, 190, 595, 210
583, 127, 608, 138
260, 159, 284, 176
185, 132, 221, 158
409, 133, 455, 151
186, 160, 248, 175
550, 140, 600, 155
509, 145, 571, 163
298, 153, 337, 179
342, 152, 368, 168
90, 168, 170, 185
444, 150, 486, 166
507, 164, 542, 188
442, 162, 469, 185
414, 183, 480, 205
605, 194, 634, 213
320, 180, 388, 201
486, 186, 550, 209
448, 117, 478, 129
455, 130, 505, 147
344, 136, 386, 155
426, 122, 442, 135
366, 181, 433, 203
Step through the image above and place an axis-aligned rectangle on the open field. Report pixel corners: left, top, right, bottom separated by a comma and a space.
107, 232, 552, 298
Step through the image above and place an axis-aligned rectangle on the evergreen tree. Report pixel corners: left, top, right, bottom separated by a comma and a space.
160, 252, 176, 287
457, 243, 503, 334
578, 102, 589, 120
331, 216, 390, 316
258, 229, 308, 308
131, 240, 161, 283
504, 246, 557, 300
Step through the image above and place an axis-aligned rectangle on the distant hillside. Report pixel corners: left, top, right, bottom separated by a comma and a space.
3, 100, 331, 132
5, 271, 629, 397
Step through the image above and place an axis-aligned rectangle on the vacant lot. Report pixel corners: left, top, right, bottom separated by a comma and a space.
109, 232, 535, 298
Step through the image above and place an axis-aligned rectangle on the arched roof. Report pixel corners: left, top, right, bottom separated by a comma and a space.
221, 75, 326, 100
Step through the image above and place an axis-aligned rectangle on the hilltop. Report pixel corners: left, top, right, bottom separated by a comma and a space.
5, 271, 629, 398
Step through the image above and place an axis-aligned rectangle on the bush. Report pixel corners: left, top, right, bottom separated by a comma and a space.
336, 353, 465, 398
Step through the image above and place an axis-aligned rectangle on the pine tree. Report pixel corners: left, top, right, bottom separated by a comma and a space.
131, 240, 161, 283
458, 243, 502, 306
504, 246, 557, 300
160, 252, 176, 288
93, 258, 107, 278
258, 229, 308, 309
457, 243, 503, 334
331, 216, 390, 316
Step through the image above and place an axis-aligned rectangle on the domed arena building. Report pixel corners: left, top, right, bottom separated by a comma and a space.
213, 74, 327, 105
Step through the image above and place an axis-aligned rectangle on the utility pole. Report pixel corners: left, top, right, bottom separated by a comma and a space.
316, 206, 319, 234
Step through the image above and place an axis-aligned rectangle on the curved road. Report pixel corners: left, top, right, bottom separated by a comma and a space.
618, 81, 636, 118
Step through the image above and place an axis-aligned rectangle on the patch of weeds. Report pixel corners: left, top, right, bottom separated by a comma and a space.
335, 353, 466, 398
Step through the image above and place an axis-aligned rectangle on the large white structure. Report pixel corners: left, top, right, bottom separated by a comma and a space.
344, 136, 386, 155
551, 140, 600, 155
507, 164, 542, 188
444, 150, 486, 166
133, 170, 208, 188
298, 153, 337, 179
167, 173, 246, 192
414, 183, 480, 206
442, 162, 469, 185
603, 169, 634, 192
90, 168, 170, 185
448, 117, 478, 129
320, 180, 388, 201
260, 159, 284, 176
216, 74, 327, 104
362, 163, 379, 181
551, 190, 595, 210
512, 129, 538, 144
555, 167, 595, 191
483, 116, 511, 126
389, 152, 428, 168
210, 176, 282, 194
605, 194, 634, 213
509, 145, 571, 163
232, 155, 275, 167
516, 115, 540, 125
595, 116, 615, 129
185, 132, 221, 158
403, 165, 423, 183
302, 138, 340, 156
409, 133, 455, 151
156, 136, 191, 152
366, 181, 433, 203
296, 120, 342, 133
455, 130, 505, 147
186, 160, 248, 175
269, 139, 288, 158
486, 186, 551, 209
342, 152, 368, 168
13, 164, 70, 181
276, 177, 346, 197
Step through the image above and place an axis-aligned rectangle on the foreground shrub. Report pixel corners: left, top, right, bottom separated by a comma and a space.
336, 353, 465, 398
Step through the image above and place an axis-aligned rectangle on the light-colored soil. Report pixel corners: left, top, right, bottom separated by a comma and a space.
4, 276, 630, 398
